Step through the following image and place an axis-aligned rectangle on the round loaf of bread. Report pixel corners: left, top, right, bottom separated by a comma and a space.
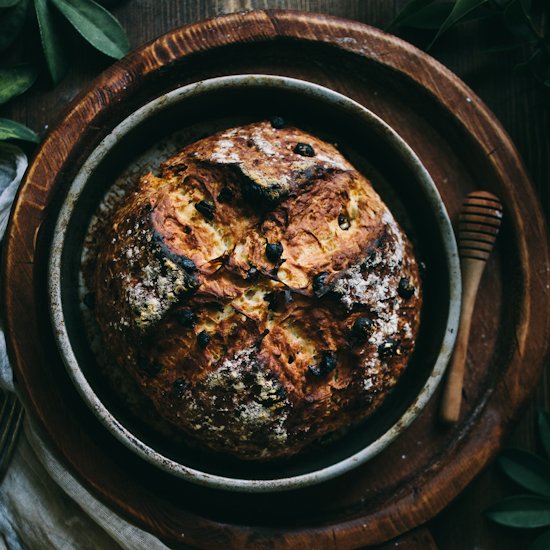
92, 120, 422, 460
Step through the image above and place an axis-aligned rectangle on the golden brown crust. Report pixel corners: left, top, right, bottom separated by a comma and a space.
93, 121, 422, 460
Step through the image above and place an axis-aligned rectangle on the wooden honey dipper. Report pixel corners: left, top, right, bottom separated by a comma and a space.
441, 191, 503, 423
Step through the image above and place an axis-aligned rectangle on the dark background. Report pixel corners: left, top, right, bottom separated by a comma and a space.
3, 1, 549, 548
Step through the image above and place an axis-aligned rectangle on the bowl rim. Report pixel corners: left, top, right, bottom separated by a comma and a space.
48, 73, 461, 493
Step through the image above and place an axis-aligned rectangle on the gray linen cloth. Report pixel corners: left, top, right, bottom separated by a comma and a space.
0, 144, 170, 550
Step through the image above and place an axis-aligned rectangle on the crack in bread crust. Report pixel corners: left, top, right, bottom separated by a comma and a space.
93, 121, 422, 460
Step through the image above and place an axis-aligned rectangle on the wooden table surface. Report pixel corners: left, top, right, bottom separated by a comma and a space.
3, 1, 549, 548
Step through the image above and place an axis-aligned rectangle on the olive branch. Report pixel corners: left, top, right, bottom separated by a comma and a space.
391, 0, 549, 86
0, 0, 129, 143
482, 411, 550, 549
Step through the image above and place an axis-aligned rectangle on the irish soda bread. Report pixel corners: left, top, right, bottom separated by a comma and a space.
92, 120, 422, 460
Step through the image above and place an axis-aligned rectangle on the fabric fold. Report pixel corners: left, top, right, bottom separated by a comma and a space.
0, 143, 170, 549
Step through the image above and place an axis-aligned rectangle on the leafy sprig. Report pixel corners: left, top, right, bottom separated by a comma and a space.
0, 65, 37, 105
485, 411, 550, 549
0, 118, 38, 142
0, 0, 129, 143
391, 0, 550, 87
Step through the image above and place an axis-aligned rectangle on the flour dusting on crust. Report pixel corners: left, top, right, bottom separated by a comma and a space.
87, 121, 423, 460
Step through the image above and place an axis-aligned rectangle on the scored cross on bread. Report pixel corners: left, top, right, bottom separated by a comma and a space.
92, 120, 422, 460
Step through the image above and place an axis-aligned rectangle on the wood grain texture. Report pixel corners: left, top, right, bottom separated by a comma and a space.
1, 5, 549, 550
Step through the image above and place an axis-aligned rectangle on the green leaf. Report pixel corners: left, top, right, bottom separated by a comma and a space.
530, 530, 550, 550
0, 0, 29, 52
514, 48, 543, 74
0, 0, 20, 7
50, 0, 129, 59
34, 0, 69, 85
520, 0, 532, 11
388, 0, 438, 29
504, 0, 534, 41
0, 119, 39, 143
429, 0, 489, 47
539, 410, 550, 460
398, 1, 494, 30
0, 65, 37, 105
489, 0, 515, 7
499, 449, 550, 497
461, 3, 497, 20
398, 3, 454, 30
485, 495, 550, 528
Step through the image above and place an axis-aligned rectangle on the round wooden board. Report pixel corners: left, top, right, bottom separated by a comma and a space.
3, 10, 550, 549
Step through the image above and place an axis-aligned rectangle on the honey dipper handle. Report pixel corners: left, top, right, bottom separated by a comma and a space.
441, 258, 485, 423
441, 191, 503, 423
